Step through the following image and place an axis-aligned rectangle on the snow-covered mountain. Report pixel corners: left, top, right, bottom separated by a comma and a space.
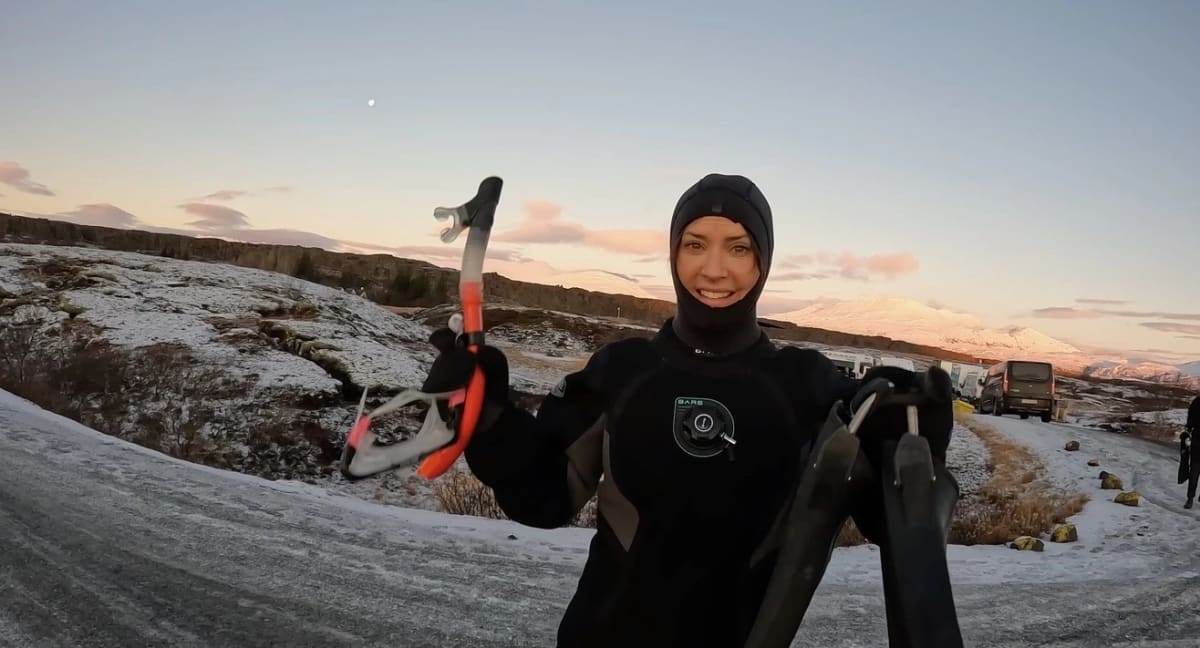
768, 297, 1081, 359
1179, 361, 1200, 379
1083, 360, 1200, 389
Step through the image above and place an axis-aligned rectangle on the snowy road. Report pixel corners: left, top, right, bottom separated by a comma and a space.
2, 391, 1200, 647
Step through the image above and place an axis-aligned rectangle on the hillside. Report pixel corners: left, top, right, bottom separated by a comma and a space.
0, 212, 995, 364
1083, 360, 1200, 390
771, 297, 1081, 358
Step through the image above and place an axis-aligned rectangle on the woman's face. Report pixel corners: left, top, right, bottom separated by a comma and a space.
674, 216, 761, 309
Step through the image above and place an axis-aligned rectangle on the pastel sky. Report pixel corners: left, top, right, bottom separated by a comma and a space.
3, 1, 1199, 362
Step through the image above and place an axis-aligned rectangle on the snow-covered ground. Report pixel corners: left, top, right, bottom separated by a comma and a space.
0, 243, 606, 508
4, 243, 1199, 644
965, 414, 1197, 569
3, 390, 1199, 647
1132, 409, 1190, 426
0, 242, 432, 394
946, 422, 989, 500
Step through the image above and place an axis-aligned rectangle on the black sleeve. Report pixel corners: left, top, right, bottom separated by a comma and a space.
1188, 397, 1200, 431
775, 347, 860, 425
462, 345, 612, 529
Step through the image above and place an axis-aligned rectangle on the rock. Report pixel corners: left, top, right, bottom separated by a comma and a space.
1115, 491, 1140, 506
1010, 536, 1045, 552
1101, 474, 1124, 490
1051, 523, 1078, 543
507, 534, 518, 540
1065, 440, 1080, 451
1087, 459, 1100, 467
1099, 471, 1110, 480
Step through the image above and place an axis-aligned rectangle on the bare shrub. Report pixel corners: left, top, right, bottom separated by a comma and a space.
836, 519, 868, 547
433, 465, 507, 520
1126, 412, 1182, 444
0, 317, 42, 385
949, 415, 1089, 545
136, 403, 221, 465
235, 419, 326, 480
571, 496, 599, 528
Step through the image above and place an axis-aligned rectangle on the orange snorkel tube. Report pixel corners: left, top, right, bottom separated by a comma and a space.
338, 177, 502, 483
416, 176, 502, 479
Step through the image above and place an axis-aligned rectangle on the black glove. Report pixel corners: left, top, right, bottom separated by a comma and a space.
845, 365, 955, 547
421, 325, 511, 405
852, 365, 954, 466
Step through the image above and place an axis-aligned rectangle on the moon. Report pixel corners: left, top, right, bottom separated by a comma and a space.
367, 99, 375, 107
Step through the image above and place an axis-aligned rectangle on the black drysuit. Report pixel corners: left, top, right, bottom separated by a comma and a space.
1186, 396, 1200, 501
463, 320, 882, 647
427, 173, 945, 646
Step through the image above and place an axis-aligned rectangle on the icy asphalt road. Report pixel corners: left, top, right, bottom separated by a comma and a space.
2, 390, 1199, 648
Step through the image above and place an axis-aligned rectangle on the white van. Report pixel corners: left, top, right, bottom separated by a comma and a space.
822, 350, 874, 379
878, 356, 916, 372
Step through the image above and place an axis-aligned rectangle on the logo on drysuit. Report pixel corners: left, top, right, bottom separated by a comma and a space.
672, 396, 736, 460
550, 377, 568, 398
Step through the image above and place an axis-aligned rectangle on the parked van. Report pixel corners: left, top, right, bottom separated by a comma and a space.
940, 361, 988, 403
979, 360, 1055, 422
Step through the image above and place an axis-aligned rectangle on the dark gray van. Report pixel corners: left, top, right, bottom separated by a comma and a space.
978, 360, 1055, 423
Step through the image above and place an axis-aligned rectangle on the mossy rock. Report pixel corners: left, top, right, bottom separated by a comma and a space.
1114, 491, 1140, 507
1087, 459, 1100, 467
1065, 440, 1080, 451
1101, 474, 1124, 490
1051, 523, 1078, 543
1010, 536, 1045, 552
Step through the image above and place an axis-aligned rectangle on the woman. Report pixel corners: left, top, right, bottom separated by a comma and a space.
421, 173, 953, 647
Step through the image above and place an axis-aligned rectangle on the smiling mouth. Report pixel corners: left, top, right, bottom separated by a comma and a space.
696, 290, 739, 304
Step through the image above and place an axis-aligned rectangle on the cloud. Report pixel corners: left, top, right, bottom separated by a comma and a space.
599, 270, 638, 283
779, 254, 820, 268
55, 203, 141, 228
493, 201, 667, 255
199, 189, 251, 201
1032, 306, 1200, 321
758, 295, 821, 315
634, 256, 666, 263
178, 203, 250, 230
833, 252, 919, 280
1141, 322, 1200, 336
1107, 310, 1200, 320
209, 228, 341, 248
771, 271, 832, 282
777, 251, 918, 281
193, 185, 292, 201
1076, 298, 1128, 305
0, 161, 55, 196
1031, 307, 1104, 319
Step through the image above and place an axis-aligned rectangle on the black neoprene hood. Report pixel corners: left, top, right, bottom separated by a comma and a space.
668, 173, 774, 355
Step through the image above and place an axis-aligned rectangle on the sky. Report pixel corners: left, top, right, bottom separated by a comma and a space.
3, 1, 1199, 363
